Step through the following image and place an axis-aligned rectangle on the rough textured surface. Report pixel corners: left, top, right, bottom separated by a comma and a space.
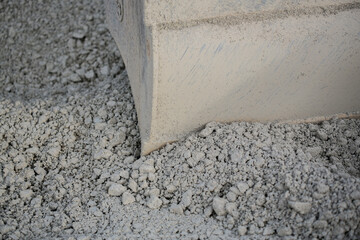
107, 0, 360, 154
1, 0, 360, 239
143, 0, 360, 25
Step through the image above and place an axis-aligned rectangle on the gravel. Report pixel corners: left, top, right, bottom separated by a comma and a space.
1, 0, 360, 239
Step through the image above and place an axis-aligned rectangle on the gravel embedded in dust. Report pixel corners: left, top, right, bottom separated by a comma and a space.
1, 0, 360, 239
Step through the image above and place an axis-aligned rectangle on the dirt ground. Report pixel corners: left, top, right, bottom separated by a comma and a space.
0, 0, 359, 239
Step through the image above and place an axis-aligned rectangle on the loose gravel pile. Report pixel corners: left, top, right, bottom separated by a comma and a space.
1, 0, 359, 239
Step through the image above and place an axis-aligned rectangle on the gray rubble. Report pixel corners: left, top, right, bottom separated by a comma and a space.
0, 0, 359, 239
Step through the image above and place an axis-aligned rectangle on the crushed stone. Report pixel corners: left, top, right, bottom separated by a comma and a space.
1, 0, 360, 239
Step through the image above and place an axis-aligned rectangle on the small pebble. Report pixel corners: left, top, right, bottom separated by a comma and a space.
20, 189, 33, 200
147, 196, 162, 209
288, 201, 312, 214
236, 182, 249, 194
108, 184, 126, 196
277, 226, 292, 236
238, 226, 247, 236
212, 197, 227, 216
122, 192, 135, 205
100, 66, 109, 76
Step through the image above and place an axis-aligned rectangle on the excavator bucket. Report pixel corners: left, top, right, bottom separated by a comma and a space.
105, 0, 360, 155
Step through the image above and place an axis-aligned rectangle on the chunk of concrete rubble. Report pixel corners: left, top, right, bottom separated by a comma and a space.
122, 192, 135, 205
147, 196, 162, 209
128, 179, 138, 193
350, 191, 360, 200
288, 201, 312, 214
85, 70, 95, 80
169, 204, 184, 214
212, 197, 227, 216
317, 183, 330, 194
47, 147, 61, 157
277, 226, 292, 236
108, 184, 126, 196
139, 163, 155, 174
236, 182, 249, 194
180, 190, 192, 209
237, 226, 247, 236
94, 149, 112, 160
20, 189, 34, 200
313, 220, 328, 229
100, 65, 109, 76
199, 126, 213, 138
